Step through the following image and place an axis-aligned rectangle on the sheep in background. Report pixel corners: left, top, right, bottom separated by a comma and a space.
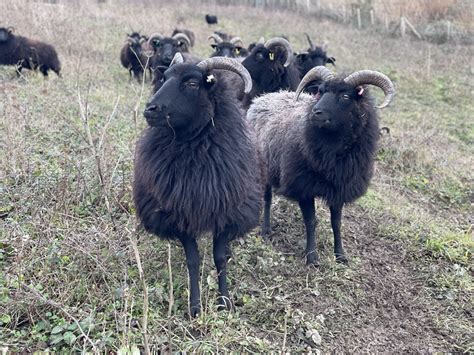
134, 54, 264, 317
247, 66, 395, 264
205, 14, 218, 25
208, 33, 248, 59
171, 28, 195, 50
294, 33, 336, 94
0, 27, 61, 77
241, 37, 300, 108
120, 32, 152, 81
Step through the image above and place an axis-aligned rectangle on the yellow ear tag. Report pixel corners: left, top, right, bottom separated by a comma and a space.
235, 48, 240, 55
269, 52, 274, 61
206, 74, 215, 83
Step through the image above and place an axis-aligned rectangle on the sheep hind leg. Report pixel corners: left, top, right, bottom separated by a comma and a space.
299, 198, 319, 265
261, 184, 272, 236
330, 203, 348, 264
213, 231, 234, 311
179, 236, 201, 318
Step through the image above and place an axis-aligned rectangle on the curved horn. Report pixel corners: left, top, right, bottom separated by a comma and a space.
294, 66, 335, 102
197, 57, 252, 94
264, 37, 293, 67
172, 33, 191, 46
304, 33, 315, 50
344, 70, 395, 108
170, 52, 184, 66
148, 32, 163, 44
230, 36, 244, 47
208, 33, 224, 43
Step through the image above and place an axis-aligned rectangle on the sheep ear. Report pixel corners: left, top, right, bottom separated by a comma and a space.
210, 44, 217, 49
204, 73, 217, 90
7, 27, 14, 34
327, 57, 336, 65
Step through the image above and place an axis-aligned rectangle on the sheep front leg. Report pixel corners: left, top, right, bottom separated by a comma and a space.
262, 184, 272, 236
213, 232, 233, 311
330, 203, 348, 263
299, 198, 319, 265
179, 236, 201, 318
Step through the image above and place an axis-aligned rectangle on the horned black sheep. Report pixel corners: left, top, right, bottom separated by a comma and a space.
172, 28, 195, 48
247, 66, 395, 264
120, 32, 153, 81
294, 33, 336, 94
208, 33, 248, 59
0, 27, 60, 77
241, 37, 301, 108
134, 54, 264, 317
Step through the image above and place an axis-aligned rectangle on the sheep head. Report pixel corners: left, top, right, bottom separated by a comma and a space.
144, 54, 251, 131
0, 27, 14, 42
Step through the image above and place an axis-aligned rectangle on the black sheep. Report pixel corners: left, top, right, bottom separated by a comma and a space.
134, 54, 263, 317
241, 37, 301, 108
148, 32, 192, 69
120, 32, 152, 81
172, 28, 195, 48
205, 14, 218, 25
294, 34, 336, 94
247, 66, 395, 264
208, 33, 247, 59
0, 27, 60, 77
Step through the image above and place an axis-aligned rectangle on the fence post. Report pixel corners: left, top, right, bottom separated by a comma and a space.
400, 16, 406, 37
357, 8, 362, 29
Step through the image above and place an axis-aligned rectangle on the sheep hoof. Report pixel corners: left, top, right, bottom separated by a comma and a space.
261, 226, 271, 237
189, 305, 201, 318
335, 254, 349, 264
306, 254, 320, 266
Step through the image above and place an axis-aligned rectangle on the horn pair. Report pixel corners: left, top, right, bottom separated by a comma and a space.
263, 37, 293, 67
294, 66, 395, 108
169, 53, 252, 94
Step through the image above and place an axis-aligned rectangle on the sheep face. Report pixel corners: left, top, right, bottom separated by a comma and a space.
144, 63, 215, 130
309, 81, 365, 132
242, 44, 288, 80
152, 38, 187, 66
211, 42, 241, 58
0, 27, 13, 43
295, 48, 335, 75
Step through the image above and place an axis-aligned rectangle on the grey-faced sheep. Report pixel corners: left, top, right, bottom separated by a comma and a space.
241, 37, 301, 108
0, 27, 61, 77
247, 66, 395, 265
134, 54, 264, 317
120, 32, 153, 81
208, 33, 248, 59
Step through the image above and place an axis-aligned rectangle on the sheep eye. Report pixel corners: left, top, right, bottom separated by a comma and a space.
342, 94, 350, 100
186, 81, 200, 89
256, 52, 264, 60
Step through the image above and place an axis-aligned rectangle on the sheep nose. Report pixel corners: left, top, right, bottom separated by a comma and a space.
144, 104, 161, 118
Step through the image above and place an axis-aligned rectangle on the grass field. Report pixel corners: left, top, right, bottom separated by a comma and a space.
0, 0, 473, 352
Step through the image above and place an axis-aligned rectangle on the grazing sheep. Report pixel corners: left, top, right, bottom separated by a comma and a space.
134, 54, 264, 317
120, 32, 153, 81
241, 37, 300, 108
205, 14, 218, 25
0, 27, 61, 77
294, 34, 336, 94
208, 33, 248, 59
247, 66, 395, 264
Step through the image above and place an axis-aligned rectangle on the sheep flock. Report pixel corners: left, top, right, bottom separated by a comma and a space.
1, 13, 396, 319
